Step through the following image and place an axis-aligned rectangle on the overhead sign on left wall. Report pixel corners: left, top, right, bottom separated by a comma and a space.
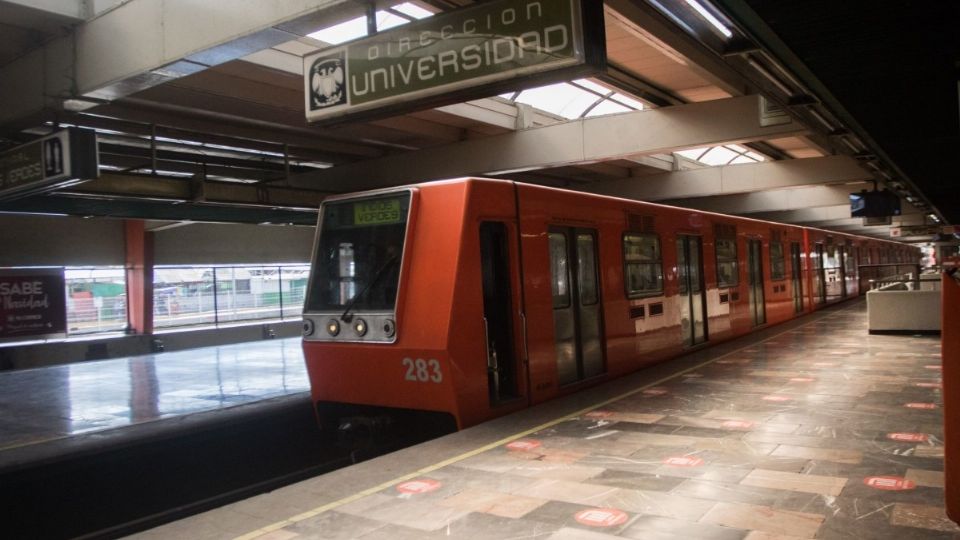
0, 127, 99, 201
304, 0, 606, 124
0, 268, 67, 341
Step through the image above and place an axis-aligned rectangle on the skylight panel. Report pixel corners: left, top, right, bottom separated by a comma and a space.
676, 148, 709, 161
391, 3, 433, 19
572, 79, 611, 95
514, 83, 599, 119
308, 16, 367, 44
309, 4, 433, 45
699, 146, 739, 165
583, 100, 631, 117
610, 93, 645, 110
729, 156, 755, 165
376, 11, 410, 31
745, 151, 767, 161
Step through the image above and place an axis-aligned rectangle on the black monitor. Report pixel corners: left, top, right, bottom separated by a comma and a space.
850, 189, 901, 218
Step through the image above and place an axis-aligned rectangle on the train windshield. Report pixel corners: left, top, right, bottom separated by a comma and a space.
306, 192, 410, 313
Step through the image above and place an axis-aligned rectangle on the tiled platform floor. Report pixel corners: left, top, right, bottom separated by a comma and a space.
0, 337, 307, 452
136, 301, 954, 540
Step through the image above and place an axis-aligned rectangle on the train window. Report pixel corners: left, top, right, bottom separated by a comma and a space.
769, 242, 786, 280
623, 234, 663, 297
577, 234, 599, 306
306, 192, 410, 312
549, 233, 570, 309
715, 238, 739, 287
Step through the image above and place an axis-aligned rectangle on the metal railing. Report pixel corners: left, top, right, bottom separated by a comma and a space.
153, 264, 309, 329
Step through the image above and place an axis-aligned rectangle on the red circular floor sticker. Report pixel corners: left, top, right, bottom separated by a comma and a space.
585, 410, 614, 419
574, 508, 628, 527
887, 432, 928, 443
762, 395, 791, 402
662, 456, 704, 467
904, 403, 938, 410
790, 377, 815, 383
721, 420, 755, 430
396, 479, 441, 495
864, 476, 916, 491
643, 387, 669, 396
506, 439, 542, 452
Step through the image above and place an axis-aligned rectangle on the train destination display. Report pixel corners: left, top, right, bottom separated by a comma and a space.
304, 0, 605, 123
354, 198, 403, 226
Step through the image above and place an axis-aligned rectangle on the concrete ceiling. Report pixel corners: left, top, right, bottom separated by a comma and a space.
0, 0, 948, 243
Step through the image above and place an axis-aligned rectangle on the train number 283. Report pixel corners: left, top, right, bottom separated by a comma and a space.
402, 357, 442, 383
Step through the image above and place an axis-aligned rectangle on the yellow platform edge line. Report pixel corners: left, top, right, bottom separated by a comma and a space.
234, 304, 852, 539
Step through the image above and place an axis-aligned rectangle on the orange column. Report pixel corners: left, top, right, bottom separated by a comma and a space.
943, 269, 960, 523
125, 220, 154, 334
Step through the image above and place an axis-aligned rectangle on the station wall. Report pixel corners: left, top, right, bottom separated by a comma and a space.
154, 222, 315, 265
0, 214, 315, 267
0, 214, 126, 267
0, 214, 315, 370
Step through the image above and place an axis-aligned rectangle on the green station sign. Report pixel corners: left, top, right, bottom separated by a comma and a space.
304, 0, 605, 123
0, 128, 99, 201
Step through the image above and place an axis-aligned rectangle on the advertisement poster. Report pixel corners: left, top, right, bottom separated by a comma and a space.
0, 268, 67, 340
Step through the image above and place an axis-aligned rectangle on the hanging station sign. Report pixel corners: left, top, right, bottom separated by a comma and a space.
304, 0, 606, 124
0, 268, 67, 341
0, 128, 98, 201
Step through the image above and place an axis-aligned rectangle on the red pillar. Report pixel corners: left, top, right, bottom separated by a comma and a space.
943, 270, 960, 524
125, 220, 154, 334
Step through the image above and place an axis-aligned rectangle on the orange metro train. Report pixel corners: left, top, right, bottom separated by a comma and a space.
301, 178, 918, 432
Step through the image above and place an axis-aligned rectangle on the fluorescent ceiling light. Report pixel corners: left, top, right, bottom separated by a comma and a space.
684, 0, 733, 38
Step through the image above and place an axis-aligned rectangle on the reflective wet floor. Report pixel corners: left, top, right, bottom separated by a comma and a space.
136, 301, 954, 539
0, 337, 308, 451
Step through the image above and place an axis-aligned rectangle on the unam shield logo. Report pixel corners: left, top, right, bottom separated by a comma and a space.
309, 53, 347, 110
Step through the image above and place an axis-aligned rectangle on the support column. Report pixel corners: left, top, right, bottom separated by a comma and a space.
125, 220, 154, 334
942, 269, 960, 524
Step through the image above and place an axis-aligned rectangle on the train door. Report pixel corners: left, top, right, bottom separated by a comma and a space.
480, 222, 520, 404
548, 227, 604, 386
813, 244, 826, 304
747, 238, 766, 326
676, 235, 707, 347
790, 242, 803, 313
838, 246, 848, 298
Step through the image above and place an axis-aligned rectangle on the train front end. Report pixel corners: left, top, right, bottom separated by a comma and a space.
300, 185, 463, 438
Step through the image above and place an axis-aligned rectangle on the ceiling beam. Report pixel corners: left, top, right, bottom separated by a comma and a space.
662, 182, 874, 214
588, 155, 871, 200
0, 0, 87, 21
56, 173, 326, 208
0, 0, 350, 128
287, 95, 807, 192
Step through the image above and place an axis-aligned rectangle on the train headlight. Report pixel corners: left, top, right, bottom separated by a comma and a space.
326, 319, 340, 336
354, 318, 368, 337
303, 319, 315, 336
382, 319, 396, 338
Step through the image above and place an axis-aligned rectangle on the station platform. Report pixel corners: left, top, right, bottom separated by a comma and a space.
134, 299, 955, 540
0, 337, 308, 469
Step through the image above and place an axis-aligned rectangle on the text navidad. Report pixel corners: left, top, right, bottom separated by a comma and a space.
1, 280, 51, 309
